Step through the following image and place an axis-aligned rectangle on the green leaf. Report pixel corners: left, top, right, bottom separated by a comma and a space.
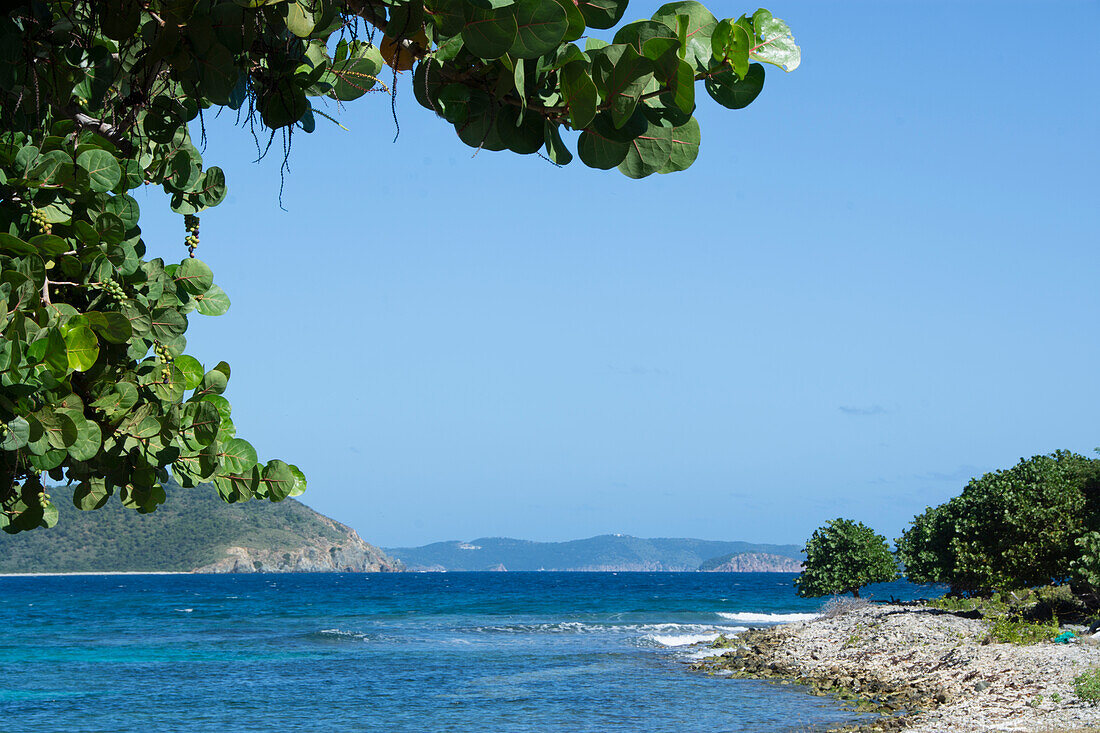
326, 44, 384, 101
151, 308, 187, 340
0, 233, 35, 256
83, 311, 133, 344
262, 459, 296, 501
288, 463, 307, 497
198, 167, 227, 208
613, 20, 676, 52
40, 501, 59, 528
150, 362, 186, 403
642, 38, 695, 118
658, 116, 700, 173
220, 437, 258, 475
284, 0, 318, 37
73, 478, 111, 511
578, 123, 630, 170
651, 1, 718, 71
121, 301, 152, 338
58, 408, 102, 462
103, 194, 140, 230
95, 212, 125, 244
508, 0, 568, 59
544, 122, 573, 165
76, 149, 122, 193
29, 234, 69, 257
175, 354, 204, 389
462, 5, 518, 60
174, 258, 214, 295
64, 325, 100, 372
28, 328, 68, 375
38, 410, 78, 450
174, 443, 220, 485
194, 284, 231, 316
593, 45, 654, 129
561, 62, 598, 130
750, 9, 801, 72
182, 401, 221, 448
711, 18, 752, 78
495, 106, 544, 154
0, 416, 30, 451
549, 0, 585, 42
705, 63, 764, 109
575, 0, 628, 29
215, 465, 260, 502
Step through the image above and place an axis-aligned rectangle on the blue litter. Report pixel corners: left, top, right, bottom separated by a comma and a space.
1054, 631, 1076, 644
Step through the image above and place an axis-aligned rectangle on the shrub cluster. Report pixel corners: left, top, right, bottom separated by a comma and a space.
895, 451, 1100, 595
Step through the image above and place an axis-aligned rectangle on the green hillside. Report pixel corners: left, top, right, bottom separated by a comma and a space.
0, 484, 366, 573
386, 535, 803, 571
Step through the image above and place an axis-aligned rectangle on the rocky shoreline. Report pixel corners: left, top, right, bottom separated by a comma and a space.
690, 604, 1100, 732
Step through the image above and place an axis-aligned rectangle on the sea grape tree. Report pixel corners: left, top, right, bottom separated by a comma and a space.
0, 0, 799, 532
896, 452, 1090, 594
795, 518, 898, 599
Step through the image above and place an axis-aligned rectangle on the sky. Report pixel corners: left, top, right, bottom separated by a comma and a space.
136, 0, 1100, 548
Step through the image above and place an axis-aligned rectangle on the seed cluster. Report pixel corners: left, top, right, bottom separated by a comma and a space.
155, 341, 173, 381
30, 208, 51, 235
184, 214, 200, 256
97, 278, 126, 303
37, 490, 50, 508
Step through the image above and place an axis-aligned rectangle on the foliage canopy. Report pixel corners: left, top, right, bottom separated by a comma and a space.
794, 518, 898, 598
0, 0, 799, 532
896, 451, 1099, 594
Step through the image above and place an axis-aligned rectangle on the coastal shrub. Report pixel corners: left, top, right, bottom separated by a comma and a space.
1074, 669, 1100, 702
1073, 532, 1100, 588
986, 616, 1058, 645
794, 519, 899, 598
896, 504, 956, 586
896, 452, 1093, 595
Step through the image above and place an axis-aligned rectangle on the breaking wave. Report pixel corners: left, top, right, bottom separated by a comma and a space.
716, 612, 819, 624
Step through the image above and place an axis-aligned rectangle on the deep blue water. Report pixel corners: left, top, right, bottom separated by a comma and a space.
0, 573, 942, 732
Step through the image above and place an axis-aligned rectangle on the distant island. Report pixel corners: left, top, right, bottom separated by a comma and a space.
0, 489, 802, 575
0, 484, 403, 574
385, 535, 803, 572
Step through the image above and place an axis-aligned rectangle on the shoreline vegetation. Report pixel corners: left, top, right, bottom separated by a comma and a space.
690, 602, 1100, 733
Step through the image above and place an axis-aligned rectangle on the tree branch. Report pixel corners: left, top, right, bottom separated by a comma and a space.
72, 112, 134, 156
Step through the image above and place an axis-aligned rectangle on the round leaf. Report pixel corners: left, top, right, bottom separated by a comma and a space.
64, 325, 100, 372
76, 149, 122, 193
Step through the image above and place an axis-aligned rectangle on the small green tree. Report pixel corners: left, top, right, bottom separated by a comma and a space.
794, 518, 898, 598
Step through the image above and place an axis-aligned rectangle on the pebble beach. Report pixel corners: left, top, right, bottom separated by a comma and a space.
692, 604, 1100, 732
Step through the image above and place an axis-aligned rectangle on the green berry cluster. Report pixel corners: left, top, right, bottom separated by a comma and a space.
98, 278, 126, 303
37, 490, 50, 508
184, 214, 200, 253
30, 208, 51, 235
155, 341, 173, 381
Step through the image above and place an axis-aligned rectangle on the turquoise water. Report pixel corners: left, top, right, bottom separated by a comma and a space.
0, 573, 940, 732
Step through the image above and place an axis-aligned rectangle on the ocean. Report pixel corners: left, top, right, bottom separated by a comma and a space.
0, 572, 941, 732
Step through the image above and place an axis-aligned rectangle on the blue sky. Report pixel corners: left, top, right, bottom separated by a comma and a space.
138, 0, 1099, 548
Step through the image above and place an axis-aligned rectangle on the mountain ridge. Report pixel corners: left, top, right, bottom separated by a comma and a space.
0, 484, 403, 574
385, 534, 803, 572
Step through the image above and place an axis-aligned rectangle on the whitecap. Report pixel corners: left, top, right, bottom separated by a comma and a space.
650, 632, 722, 647
716, 612, 819, 624
316, 628, 371, 642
